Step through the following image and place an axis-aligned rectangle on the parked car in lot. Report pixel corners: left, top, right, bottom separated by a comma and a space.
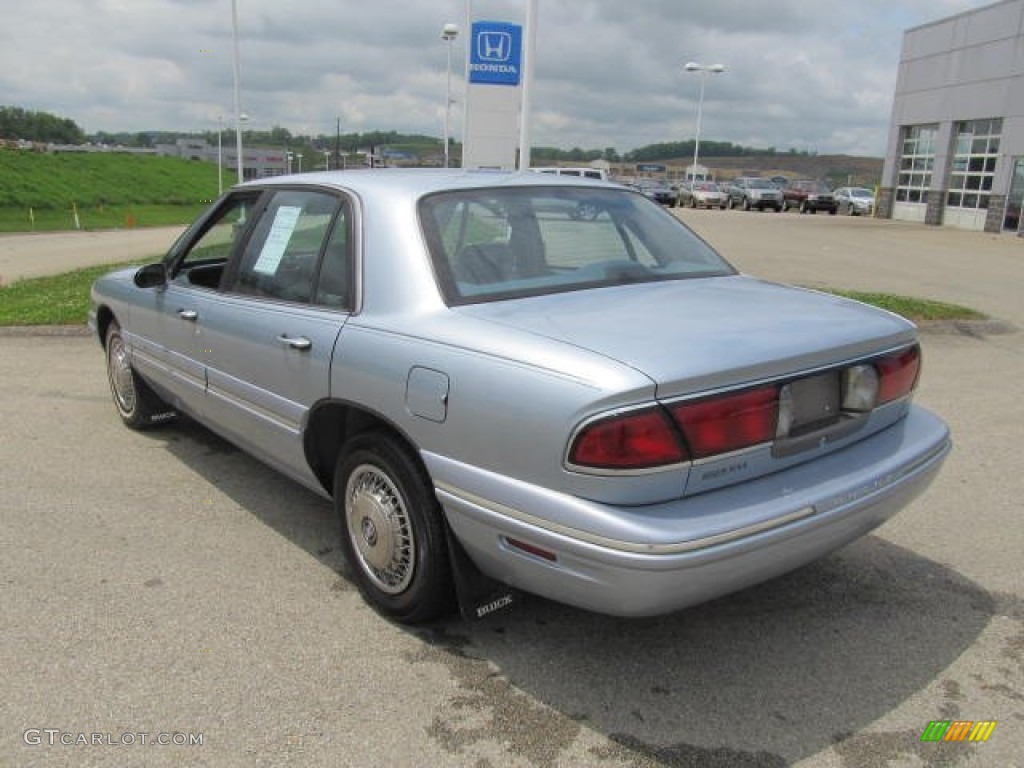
636, 178, 679, 206
833, 186, 876, 216
782, 179, 838, 214
90, 170, 950, 624
678, 181, 727, 209
725, 177, 784, 211
531, 166, 609, 182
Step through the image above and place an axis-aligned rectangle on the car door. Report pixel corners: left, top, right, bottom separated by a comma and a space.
126, 191, 263, 413
196, 187, 354, 489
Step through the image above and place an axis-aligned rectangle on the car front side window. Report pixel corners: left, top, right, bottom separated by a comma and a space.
168, 193, 262, 289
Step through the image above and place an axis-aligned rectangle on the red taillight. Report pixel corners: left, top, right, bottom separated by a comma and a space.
569, 407, 686, 470
876, 345, 921, 404
570, 348, 920, 473
669, 386, 778, 459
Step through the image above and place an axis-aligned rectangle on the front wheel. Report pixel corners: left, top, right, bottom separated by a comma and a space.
105, 321, 174, 429
335, 432, 454, 623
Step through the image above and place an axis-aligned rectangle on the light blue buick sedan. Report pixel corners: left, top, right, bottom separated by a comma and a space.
90, 170, 951, 623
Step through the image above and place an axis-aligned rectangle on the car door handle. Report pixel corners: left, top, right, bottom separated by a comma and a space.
178, 309, 198, 321
277, 334, 312, 350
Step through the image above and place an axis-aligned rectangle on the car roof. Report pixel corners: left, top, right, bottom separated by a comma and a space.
236, 168, 616, 205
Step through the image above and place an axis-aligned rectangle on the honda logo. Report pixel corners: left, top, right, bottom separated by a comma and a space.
477, 32, 512, 62
469, 21, 522, 86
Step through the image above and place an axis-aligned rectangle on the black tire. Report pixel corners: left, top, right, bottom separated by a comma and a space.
799, 200, 809, 214
104, 321, 174, 429
742, 197, 752, 211
334, 432, 454, 624
828, 207, 837, 216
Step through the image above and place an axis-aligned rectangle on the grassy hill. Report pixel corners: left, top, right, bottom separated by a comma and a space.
0, 150, 219, 232
0, 146, 885, 233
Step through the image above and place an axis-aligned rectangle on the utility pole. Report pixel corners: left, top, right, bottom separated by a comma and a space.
335, 117, 341, 171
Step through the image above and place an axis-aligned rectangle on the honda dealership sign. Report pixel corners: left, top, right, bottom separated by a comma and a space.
469, 22, 522, 86
462, 20, 524, 170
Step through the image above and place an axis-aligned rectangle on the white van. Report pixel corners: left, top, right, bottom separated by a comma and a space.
531, 166, 609, 182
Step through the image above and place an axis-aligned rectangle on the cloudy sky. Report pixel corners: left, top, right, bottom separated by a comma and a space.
2, 0, 994, 156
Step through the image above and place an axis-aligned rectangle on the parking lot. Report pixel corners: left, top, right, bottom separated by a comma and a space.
1, 211, 1021, 767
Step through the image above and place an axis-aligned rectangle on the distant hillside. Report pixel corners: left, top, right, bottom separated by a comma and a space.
0, 150, 219, 209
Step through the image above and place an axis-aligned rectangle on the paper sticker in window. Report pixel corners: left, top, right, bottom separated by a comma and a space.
253, 206, 302, 275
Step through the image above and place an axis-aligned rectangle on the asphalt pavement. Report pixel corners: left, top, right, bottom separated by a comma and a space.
0, 226, 184, 285
1, 212, 1021, 767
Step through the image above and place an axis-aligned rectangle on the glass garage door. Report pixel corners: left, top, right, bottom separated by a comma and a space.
1003, 158, 1024, 234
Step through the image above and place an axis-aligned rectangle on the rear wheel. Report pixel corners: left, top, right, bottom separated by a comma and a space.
104, 321, 174, 429
335, 432, 454, 624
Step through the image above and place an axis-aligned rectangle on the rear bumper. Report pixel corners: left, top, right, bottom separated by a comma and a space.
430, 405, 950, 617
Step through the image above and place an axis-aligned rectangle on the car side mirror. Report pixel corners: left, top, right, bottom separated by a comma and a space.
134, 263, 168, 289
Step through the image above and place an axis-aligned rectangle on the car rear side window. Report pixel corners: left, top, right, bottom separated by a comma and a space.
312, 204, 352, 310
420, 186, 733, 305
228, 189, 342, 304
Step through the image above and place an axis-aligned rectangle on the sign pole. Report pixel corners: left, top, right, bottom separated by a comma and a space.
462, 0, 473, 168
518, 0, 537, 170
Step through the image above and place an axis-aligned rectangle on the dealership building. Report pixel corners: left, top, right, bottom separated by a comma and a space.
879, 0, 1024, 233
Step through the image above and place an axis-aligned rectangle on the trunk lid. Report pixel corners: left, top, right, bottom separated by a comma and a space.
456, 275, 916, 397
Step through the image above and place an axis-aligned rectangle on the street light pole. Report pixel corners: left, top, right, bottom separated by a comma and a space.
441, 23, 459, 168
230, 0, 245, 184
683, 62, 725, 182
216, 115, 224, 195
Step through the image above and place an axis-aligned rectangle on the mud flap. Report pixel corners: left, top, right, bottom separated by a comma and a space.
444, 526, 518, 620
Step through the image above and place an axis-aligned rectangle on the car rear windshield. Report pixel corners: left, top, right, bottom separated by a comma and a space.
419, 186, 734, 305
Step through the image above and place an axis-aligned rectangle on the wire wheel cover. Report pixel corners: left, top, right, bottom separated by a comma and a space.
345, 464, 416, 594
108, 336, 137, 413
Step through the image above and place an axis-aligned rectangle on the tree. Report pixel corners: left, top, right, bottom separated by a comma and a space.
0, 106, 86, 144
